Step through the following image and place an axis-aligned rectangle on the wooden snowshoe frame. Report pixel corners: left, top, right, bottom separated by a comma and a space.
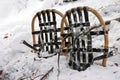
31, 9, 68, 54
60, 6, 108, 67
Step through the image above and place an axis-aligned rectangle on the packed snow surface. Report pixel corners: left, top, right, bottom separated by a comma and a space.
0, 0, 120, 80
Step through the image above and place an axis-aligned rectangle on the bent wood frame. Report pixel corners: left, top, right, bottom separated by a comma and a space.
60, 6, 108, 66
31, 9, 68, 53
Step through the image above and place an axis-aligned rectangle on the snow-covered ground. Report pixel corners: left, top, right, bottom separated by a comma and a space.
0, 0, 120, 80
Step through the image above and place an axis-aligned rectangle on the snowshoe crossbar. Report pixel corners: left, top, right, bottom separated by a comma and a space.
63, 0, 77, 2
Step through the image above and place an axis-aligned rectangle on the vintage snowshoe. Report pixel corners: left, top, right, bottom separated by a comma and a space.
60, 6, 110, 71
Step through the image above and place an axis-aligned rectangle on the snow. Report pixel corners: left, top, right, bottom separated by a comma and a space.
0, 0, 120, 80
